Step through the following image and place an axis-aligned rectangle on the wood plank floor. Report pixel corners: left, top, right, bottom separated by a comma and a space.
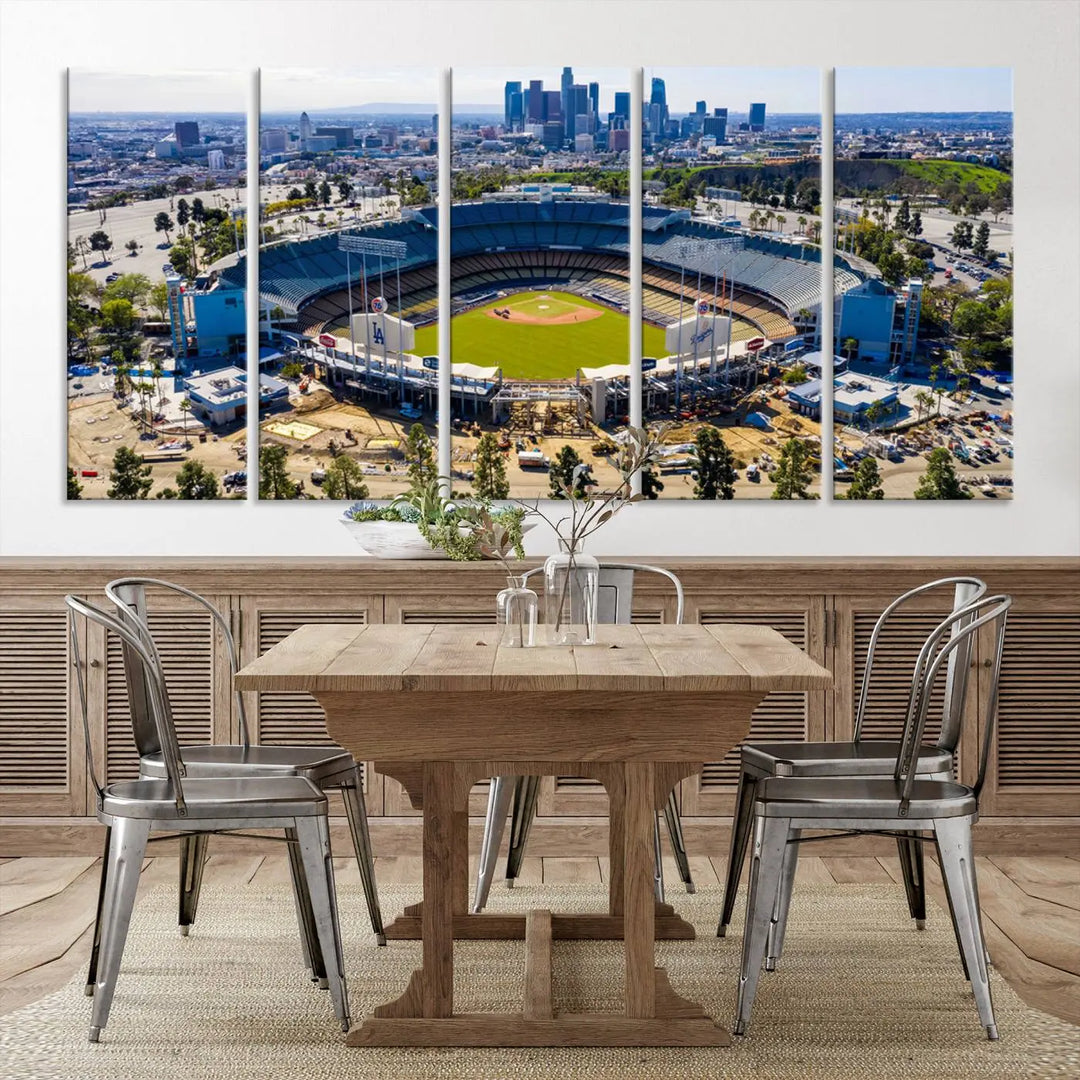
1, 854, 1077, 1026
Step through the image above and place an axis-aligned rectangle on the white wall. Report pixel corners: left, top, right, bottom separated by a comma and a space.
1, 0, 1077, 557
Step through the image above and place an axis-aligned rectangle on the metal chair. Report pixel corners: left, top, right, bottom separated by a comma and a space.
718, 576, 987, 940
733, 593, 1011, 1041
67, 595, 349, 1043
101, 577, 384, 955
473, 562, 694, 913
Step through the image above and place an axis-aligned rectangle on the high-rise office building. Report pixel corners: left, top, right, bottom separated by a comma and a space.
650, 77, 666, 108
560, 66, 573, 131
299, 111, 312, 150
704, 107, 728, 143
543, 90, 562, 122
207, 149, 226, 170
527, 80, 543, 123
315, 126, 354, 148
566, 84, 588, 139
749, 102, 766, 132
504, 81, 522, 130
649, 77, 668, 135
508, 90, 523, 132
613, 91, 630, 123
175, 121, 200, 148
588, 81, 599, 121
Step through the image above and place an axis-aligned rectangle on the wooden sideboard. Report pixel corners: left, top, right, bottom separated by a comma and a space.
1, 557, 1077, 856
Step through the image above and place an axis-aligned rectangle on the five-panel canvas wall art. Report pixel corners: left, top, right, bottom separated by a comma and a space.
67, 67, 1013, 502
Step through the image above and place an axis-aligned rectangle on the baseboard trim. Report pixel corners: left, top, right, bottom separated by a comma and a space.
2, 816, 1076, 858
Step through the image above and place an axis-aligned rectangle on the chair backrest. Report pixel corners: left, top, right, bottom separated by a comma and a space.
105, 577, 250, 752
855, 576, 987, 751
65, 594, 188, 815
523, 562, 685, 626
894, 593, 1011, 812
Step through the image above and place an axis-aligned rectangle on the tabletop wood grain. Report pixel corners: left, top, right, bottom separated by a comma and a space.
234, 622, 831, 694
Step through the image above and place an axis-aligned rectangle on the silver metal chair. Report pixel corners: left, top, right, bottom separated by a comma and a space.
101, 577, 384, 955
718, 576, 987, 940
67, 595, 349, 1043
733, 593, 1011, 1041
473, 562, 694, 913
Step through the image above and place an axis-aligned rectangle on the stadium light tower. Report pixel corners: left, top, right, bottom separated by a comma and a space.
339, 234, 409, 395
675, 236, 744, 404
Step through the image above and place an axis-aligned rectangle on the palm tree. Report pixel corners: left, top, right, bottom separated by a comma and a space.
179, 397, 193, 447
797, 215, 807, 235
775, 214, 786, 234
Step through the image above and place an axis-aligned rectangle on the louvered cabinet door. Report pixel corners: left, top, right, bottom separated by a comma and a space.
382, 594, 498, 817
103, 592, 232, 785
977, 597, 1080, 816
832, 594, 979, 785
679, 595, 827, 816
0, 595, 87, 815
239, 594, 382, 815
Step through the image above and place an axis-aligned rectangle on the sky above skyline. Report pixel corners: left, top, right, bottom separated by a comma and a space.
260, 68, 439, 112
647, 67, 819, 115
69, 70, 246, 112
837, 67, 1012, 112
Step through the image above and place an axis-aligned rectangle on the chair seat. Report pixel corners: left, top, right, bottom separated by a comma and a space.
756, 776, 977, 820
743, 739, 953, 778
140, 744, 355, 782
101, 776, 327, 821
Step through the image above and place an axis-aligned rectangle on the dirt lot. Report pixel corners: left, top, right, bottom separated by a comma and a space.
67, 393, 245, 499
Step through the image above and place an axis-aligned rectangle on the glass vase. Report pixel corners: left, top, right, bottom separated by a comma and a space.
543, 540, 600, 646
496, 574, 538, 648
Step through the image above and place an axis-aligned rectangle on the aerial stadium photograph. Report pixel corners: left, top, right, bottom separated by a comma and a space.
66, 69, 248, 500
640, 67, 824, 499
831, 67, 1013, 501
256, 67, 440, 500
443, 66, 633, 499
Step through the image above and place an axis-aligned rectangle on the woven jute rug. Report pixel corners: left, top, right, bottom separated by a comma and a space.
2, 880, 1076, 1080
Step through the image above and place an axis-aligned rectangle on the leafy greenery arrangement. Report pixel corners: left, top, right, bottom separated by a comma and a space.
342, 474, 526, 562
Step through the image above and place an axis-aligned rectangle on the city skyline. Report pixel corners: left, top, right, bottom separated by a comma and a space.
836, 67, 1012, 113
454, 67, 628, 116
645, 67, 819, 115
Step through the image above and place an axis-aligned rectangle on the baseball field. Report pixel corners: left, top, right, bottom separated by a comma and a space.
411, 290, 669, 380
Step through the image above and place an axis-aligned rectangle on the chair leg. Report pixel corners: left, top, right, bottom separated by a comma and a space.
473, 775, 516, 913
663, 790, 695, 894
286, 826, 324, 984
177, 833, 209, 936
934, 817, 997, 1040
719, 768, 757, 937
765, 828, 801, 971
896, 832, 928, 929
295, 815, 350, 1032
653, 811, 665, 904
505, 775, 541, 887
733, 815, 790, 1037
341, 769, 385, 944
88, 817, 151, 1043
85, 825, 112, 995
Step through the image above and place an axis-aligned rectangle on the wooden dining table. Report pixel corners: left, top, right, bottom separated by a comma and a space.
235, 621, 831, 1048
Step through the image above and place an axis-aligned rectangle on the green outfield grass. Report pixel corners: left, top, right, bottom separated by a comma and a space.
412, 290, 669, 379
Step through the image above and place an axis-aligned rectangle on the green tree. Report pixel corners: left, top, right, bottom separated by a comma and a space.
909, 210, 922, 237
88, 229, 112, 262
67, 467, 83, 500
322, 455, 370, 500
972, 220, 991, 260
169, 238, 195, 279
99, 298, 138, 359
843, 456, 884, 500
287, 186, 304, 202
149, 281, 169, 321
950, 220, 974, 251
841, 337, 859, 361
692, 426, 736, 500
174, 460, 221, 499
259, 443, 298, 499
864, 399, 885, 430
103, 273, 151, 308
318, 180, 332, 206
405, 423, 437, 487
473, 432, 510, 500
782, 176, 795, 209
107, 446, 153, 499
894, 198, 911, 234
179, 397, 193, 445
914, 447, 972, 500
304, 179, 318, 202
173, 175, 194, 193
337, 178, 352, 203
771, 438, 817, 499
641, 466, 664, 499
549, 445, 588, 499
176, 198, 190, 230
125, 238, 139, 257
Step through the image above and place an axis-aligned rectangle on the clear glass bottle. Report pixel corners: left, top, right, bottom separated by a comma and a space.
543, 540, 600, 646
496, 574, 538, 648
